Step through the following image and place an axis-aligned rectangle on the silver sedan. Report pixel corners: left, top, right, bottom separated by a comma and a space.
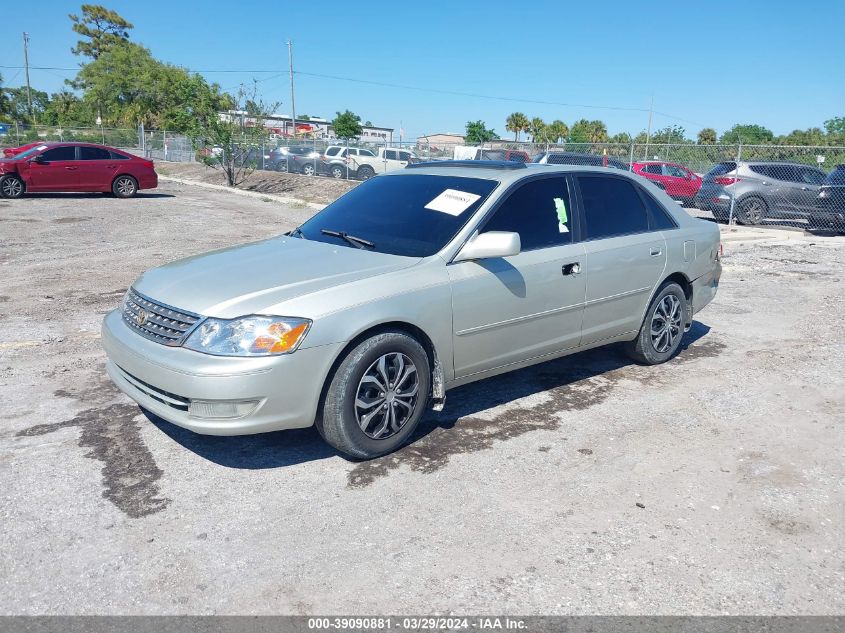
102, 161, 722, 458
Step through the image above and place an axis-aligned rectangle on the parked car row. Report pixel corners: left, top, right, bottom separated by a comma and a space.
0, 142, 157, 198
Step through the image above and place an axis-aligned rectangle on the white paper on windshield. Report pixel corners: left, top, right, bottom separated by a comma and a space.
425, 189, 481, 216
36, 145, 48, 151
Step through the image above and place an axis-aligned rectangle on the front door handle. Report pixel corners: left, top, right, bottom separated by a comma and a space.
650, 247, 662, 257
64, 166, 78, 171
561, 262, 581, 276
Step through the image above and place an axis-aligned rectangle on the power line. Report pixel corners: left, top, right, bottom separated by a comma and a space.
0, 63, 703, 126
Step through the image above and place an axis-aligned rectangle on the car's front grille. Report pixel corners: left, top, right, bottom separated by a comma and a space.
121, 288, 201, 346
114, 364, 190, 412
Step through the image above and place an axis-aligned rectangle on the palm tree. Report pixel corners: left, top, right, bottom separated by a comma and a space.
505, 112, 529, 141
588, 120, 609, 144
697, 128, 717, 144
528, 117, 546, 144
546, 120, 569, 144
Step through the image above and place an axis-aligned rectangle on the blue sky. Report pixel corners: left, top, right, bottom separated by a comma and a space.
1, 0, 843, 139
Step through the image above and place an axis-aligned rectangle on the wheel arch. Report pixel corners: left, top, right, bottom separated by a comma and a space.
316, 320, 445, 420
639, 272, 693, 331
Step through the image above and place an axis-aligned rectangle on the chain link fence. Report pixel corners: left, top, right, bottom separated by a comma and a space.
2, 123, 842, 233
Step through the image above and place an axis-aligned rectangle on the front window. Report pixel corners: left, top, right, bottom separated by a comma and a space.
296, 174, 499, 257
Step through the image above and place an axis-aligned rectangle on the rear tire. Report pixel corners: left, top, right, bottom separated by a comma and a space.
0, 175, 25, 199
330, 164, 346, 179
112, 175, 138, 198
625, 282, 687, 365
317, 332, 431, 459
736, 196, 766, 225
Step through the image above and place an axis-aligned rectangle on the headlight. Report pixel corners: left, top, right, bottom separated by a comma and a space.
183, 315, 311, 356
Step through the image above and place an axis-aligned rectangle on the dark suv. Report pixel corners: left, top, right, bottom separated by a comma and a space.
809, 164, 845, 233
695, 161, 826, 224
267, 146, 321, 174
532, 151, 628, 170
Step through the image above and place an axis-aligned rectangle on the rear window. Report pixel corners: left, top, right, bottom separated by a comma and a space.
579, 176, 650, 240
825, 167, 845, 185
79, 146, 111, 160
297, 175, 498, 257
109, 150, 130, 160
750, 164, 775, 178
705, 162, 736, 178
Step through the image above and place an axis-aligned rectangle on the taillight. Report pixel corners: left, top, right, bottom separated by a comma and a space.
714, 176, 740, 185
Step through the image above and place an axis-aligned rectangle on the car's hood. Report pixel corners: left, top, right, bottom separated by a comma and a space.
133, 236, 419, 318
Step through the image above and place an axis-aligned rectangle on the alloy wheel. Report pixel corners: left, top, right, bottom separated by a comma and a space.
650, 294, 682, 353
115, 177, 136, 196
1, 178, 23, 198
354, 352, 419, 440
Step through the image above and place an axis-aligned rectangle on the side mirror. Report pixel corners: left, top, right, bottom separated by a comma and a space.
31, 155, 45, 164
454, 231, 521, 262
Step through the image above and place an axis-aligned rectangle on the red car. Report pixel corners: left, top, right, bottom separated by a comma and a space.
0, 142, 157, 199
3, 141, 43, 158
631, 161, 701, 205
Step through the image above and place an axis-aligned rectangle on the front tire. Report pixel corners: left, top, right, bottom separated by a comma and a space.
625, 282, 687, 365
301, 163, 315, 176
330, 164, 346, 179
317, 332, 431, 459
112, 175, 138, 198
0, 175, 25, 199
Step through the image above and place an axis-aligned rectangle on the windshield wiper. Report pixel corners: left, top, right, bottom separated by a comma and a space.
320, 228, 375, 249
288, 227, 307, 239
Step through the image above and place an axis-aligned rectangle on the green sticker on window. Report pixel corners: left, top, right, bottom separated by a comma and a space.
554, 197, 568, 224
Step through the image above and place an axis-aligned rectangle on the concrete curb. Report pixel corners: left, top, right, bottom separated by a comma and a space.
158, 175, 327, 210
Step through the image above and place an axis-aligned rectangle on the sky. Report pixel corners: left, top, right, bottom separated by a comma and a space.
1, 0, 843, 140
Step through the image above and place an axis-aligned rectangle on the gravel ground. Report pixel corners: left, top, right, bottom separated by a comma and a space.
0, 181, 843, 615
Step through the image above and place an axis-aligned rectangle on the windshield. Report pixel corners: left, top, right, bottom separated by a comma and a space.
297, 174, 499, 257
11, 145, 48, 160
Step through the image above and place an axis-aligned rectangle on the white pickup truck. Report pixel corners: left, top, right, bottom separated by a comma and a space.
347, 148, 419, 180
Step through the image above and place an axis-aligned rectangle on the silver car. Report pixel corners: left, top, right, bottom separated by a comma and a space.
102, 161, 722, 458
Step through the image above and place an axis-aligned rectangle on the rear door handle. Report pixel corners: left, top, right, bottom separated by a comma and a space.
561, 262, 581, 276
650, 247, 662, 257
64, 166, 78, 171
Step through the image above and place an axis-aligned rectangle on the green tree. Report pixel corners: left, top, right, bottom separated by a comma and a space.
527, 117, 546, 143
70, 4, 134, 59
545, 119, 569, 144
505, 112, 529, 141
4, 86, 50, 123
569, 119, 608, 144
184, 84, 275, 187
697, 127, 717, 144
465, 120, 498, 143
0, 74, 8, 120
43, 90, 95, 126
332, 110, 363, 139
650, 125, 689, 144
609, 132, 632, 144
719, 124, 774, 145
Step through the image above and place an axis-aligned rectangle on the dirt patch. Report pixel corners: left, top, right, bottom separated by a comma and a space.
53, 217, 94, 224
158, 161, 358, 205
17, 403, 170, 518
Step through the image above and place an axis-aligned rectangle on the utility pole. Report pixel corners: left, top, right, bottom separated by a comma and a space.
643, 95, 654, 160
287, 40, 297, 140
22, 32, 33, 121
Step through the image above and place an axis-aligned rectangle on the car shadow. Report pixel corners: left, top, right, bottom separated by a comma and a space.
147, 321, 713, 470
21, 192, 175, 199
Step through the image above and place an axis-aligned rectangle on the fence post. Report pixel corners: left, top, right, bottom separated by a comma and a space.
628, 143, 634, 171
727, 142, 742, 225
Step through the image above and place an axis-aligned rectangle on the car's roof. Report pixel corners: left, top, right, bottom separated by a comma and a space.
386, 162, 639, 184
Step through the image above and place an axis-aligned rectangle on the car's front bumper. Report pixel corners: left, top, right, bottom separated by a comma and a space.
101, 309, 344, 435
